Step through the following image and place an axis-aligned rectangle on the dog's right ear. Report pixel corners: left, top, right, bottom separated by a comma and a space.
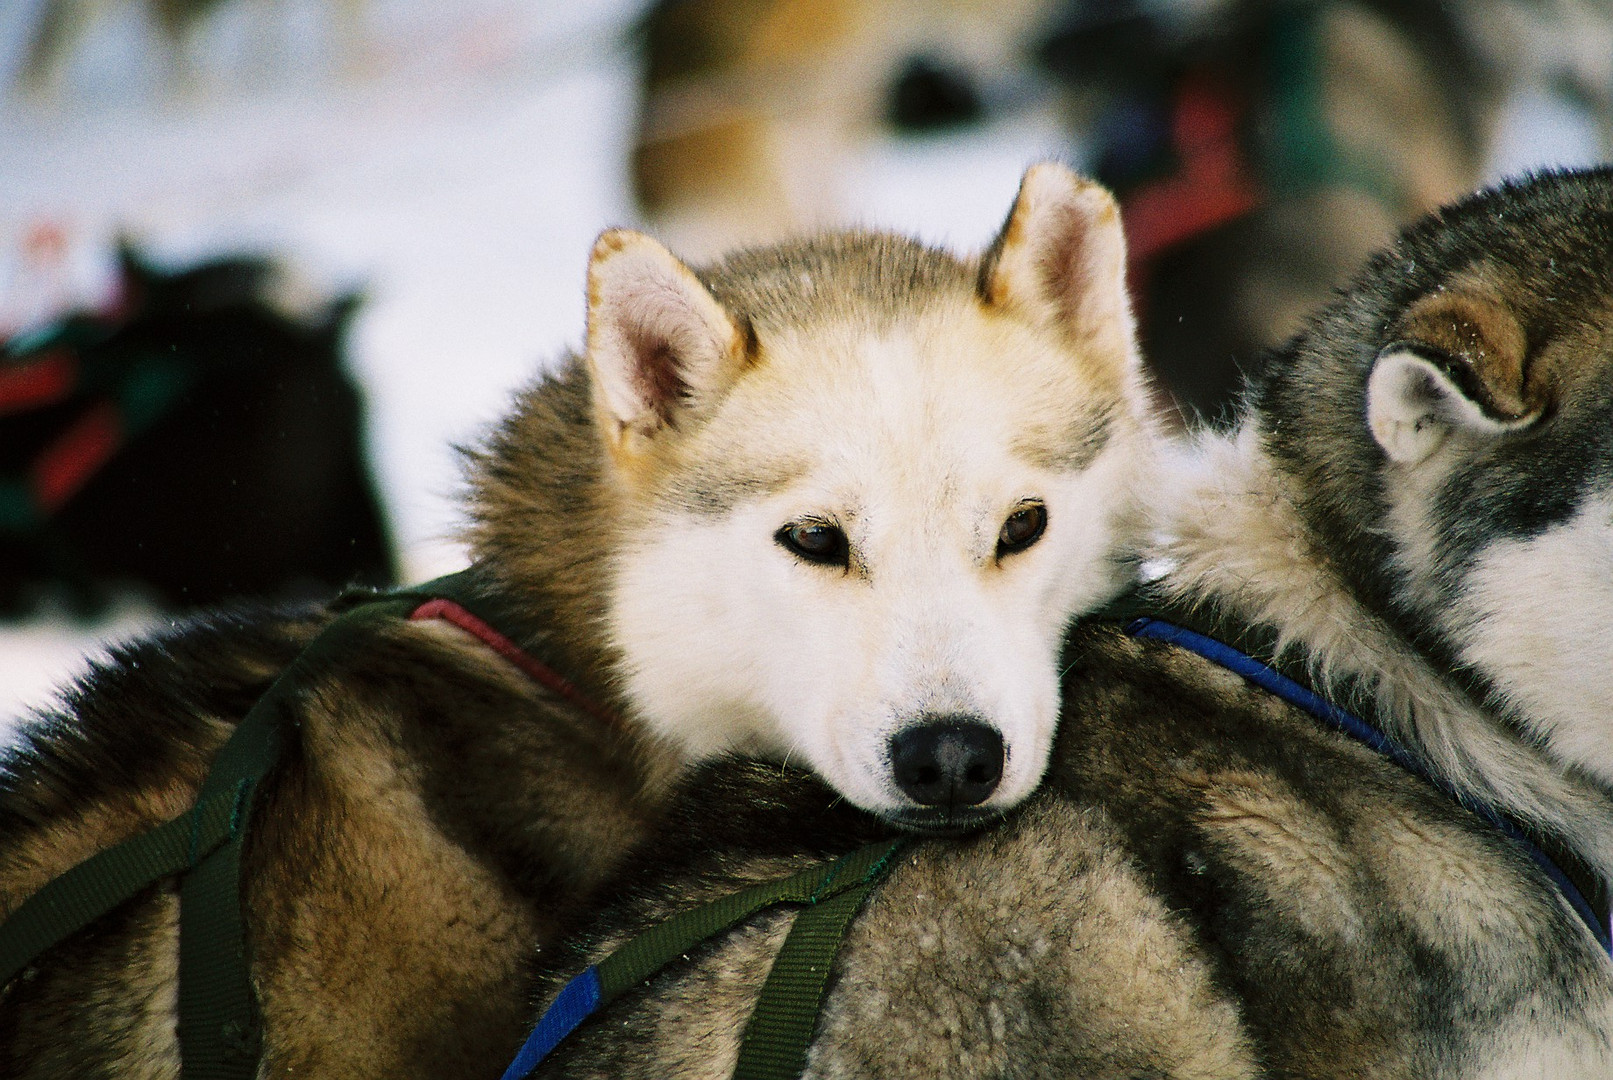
586, 229, 750, 455
977, 163, 1136, 365
1367, 289, 1541, 466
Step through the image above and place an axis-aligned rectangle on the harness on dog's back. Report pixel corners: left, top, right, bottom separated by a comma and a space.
6, 594, 1608, 1080
503, 836, 910, 1080
0, 571, 592, 1080
504, 601, 1613, 1080
1115, 600, 1613, 953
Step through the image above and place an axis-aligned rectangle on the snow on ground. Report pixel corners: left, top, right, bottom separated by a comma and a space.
0, 0, 1605, 734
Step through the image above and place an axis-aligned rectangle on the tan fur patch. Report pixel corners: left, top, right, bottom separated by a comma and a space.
1188, 768, 1366, 938
814, 802, 1260, 1079
253, 677, 543, 1075
1392, 286, 1535, 418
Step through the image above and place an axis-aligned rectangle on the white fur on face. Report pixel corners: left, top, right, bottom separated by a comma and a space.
1453, 493, 1613, 786
608, 302, 1153, 818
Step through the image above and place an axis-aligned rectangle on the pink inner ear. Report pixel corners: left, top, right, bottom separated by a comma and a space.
1035, 204, 1093, 318
624, 320, 688, 426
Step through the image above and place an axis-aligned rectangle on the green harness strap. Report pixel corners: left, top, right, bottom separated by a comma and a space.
0, 573, 484, 1079
0, 780, 242, 989
7, 565, 903, 1080
598, 838, 907, 1009
504, 837, 909, 1080
174, 593, 419, 1078
732, 860, 893, 1080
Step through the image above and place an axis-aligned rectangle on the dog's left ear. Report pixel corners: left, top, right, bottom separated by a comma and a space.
978, 163, 1136, 365
1367, 289, 1542, 466
586, 229, 751, 455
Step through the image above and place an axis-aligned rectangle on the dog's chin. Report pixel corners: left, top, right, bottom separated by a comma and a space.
877, 805, 1005, 836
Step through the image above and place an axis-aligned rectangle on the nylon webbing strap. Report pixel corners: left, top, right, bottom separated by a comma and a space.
1123, 614, 1613, 956
502, 838, 908, 1080
379, 569, 511, 637
0, 783, 240, 989
732, 864, 893, 1080
596, 838, 906, 1003
0, 576, 498, 1078
176, 596, 415, 1080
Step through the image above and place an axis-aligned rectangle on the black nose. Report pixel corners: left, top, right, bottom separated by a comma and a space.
890, 720, 1004, 808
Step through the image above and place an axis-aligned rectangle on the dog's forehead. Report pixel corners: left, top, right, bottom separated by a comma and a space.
655, 305, 1119, 517
743, 306, 1111, 468
698, 229, 1128, 467
700, 231, 977, 332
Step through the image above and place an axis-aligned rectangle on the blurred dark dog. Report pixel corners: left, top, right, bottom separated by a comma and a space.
631, 0, 1611, 422
0, 246, 395, 615
1042, 0, 1493, 420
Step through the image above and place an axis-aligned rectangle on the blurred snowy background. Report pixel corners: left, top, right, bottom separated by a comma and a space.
0, 0, 1608, 730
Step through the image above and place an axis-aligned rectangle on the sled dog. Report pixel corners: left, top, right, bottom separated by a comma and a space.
0, 162, 1157, 1076
525, 168, 1613, 1079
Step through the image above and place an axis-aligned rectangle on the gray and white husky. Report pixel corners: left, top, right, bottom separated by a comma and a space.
525, 168, 1613, 1079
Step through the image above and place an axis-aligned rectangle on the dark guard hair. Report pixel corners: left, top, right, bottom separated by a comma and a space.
1252, 165, 1613, 653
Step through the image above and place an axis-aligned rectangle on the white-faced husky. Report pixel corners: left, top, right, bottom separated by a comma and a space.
478, 160, 1158, 827
522, 168, 1613, 1079
0, 163, 1158, 1076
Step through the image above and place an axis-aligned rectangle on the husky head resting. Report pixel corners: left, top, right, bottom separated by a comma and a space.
1220, 167, 1613, 806
471, 163, 1156, 829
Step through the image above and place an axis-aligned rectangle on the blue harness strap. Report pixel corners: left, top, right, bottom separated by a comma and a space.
500, 967, 603, 1079
1126, 616, 1613, 956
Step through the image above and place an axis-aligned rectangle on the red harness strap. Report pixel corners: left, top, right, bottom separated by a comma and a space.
408, 597, 622, 732
0, 347, 124, 517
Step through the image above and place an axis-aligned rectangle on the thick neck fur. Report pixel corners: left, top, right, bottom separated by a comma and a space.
460, 357, 635, 723
1153, 424, 1613, 879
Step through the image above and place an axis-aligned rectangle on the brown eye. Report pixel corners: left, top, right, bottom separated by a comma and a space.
776, 520, 849, 567
997, 501, 1046, 558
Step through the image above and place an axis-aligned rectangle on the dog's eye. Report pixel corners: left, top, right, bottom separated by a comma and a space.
776, 521, 849, 567
997, 501, 1046, 557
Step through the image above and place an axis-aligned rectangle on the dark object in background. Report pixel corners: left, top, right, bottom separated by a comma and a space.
1038, 0, 1496, 423
629, 0, 1592, 427
0, 246, 396, 617
888, 54, 985, 131
22, 0, 232, 88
